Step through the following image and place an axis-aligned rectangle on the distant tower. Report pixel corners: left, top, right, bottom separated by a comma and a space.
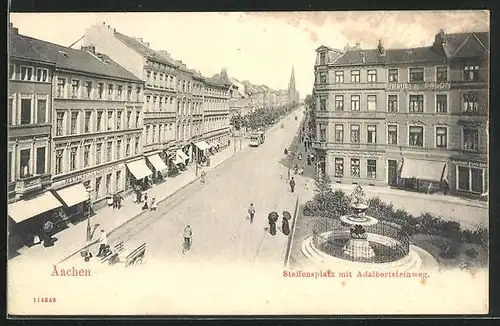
288, 66, 299, 106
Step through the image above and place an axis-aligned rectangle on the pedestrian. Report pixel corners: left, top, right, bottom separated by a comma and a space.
183, 225, 193, 247
143, 192, 148, 204
112, 194, 117, 209
248, 203, 256, 224
132, 191, 138, 204
282, 217, 290, 236
107, 194, 114, 208
294, 164, 299, 175
290, 177, 296, 193
150, 197, 157, 211
97, 230, 108, 257
142, 199, 149, 211
117, 194, 123, 209
137, 190, 142, 204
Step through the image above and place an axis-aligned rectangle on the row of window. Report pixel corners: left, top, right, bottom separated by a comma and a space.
316, 64, 481, 83
54, 136, 141, 175
8, 147, 47, 182
146, 70, 177, 90
319, 92, 480, 113
8, 94, 48, 125
144, 123, 176, 145
84, 170, 123, 201
56, 77, 142, 102
205, 117, 229, 133
177, 100, 203, 116
333, 157, 378, 179
9, 64, 50, 83
55, 109, 141, 137
175, 122, 203, 142
318, 124, 480, 151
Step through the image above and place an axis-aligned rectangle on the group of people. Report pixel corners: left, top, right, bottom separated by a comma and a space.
268, 212, 291, 236
109, 193, 124, 209
133, 190, 157, 211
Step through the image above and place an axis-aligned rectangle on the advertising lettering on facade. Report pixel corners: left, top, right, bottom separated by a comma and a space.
385, 82, 451, 91
54, 165, 123, 188
453, 160, 487, 169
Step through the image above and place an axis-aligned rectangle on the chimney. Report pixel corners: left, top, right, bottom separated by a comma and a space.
81, 45, 96, 54
359, 52, 365, 63
378, 39, 386, 56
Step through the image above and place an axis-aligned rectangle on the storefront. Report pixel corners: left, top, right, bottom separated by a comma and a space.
52, 183, 90, 224
399, 158, 448, 194
8, 192, 63, 248
51, 163, 127, 207
453, 160, 487, 196
145, 153, 169, 183
125, 158, 154, 191
194, 141, 211, 163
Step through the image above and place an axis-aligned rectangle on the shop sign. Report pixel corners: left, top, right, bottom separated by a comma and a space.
55, 165, 123, 188
386, 82, 451, 91
453, 160, 487, 169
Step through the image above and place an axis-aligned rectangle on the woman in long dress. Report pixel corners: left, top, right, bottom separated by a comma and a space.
282, 218, 290, 235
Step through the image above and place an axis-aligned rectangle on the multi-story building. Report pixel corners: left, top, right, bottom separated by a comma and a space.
312, 30, 489, 197
8, 24, 58, 247
84, 22, 177, 178
202, 69, 232, 148
8, 24, 145, 249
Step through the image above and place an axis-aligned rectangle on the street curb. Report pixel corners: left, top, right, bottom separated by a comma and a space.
57, 149, 241, 265
283, 195, 299, 268
360, 188, 488, 210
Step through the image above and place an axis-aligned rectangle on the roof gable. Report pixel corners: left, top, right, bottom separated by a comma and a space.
332, 46, 446, 66
452, 33, 488, 58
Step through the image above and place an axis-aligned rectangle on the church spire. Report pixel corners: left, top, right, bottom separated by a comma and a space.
288, 66, 298, 105
288, 66, 296, 91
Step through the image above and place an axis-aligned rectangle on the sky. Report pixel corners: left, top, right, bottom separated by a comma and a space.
10, 11, 489, 97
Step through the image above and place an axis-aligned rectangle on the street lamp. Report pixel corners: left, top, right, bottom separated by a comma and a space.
86, 186, 93, 242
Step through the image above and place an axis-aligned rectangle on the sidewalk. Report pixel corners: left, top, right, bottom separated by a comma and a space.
331, 183, 488, 209
10, 141, 247, 265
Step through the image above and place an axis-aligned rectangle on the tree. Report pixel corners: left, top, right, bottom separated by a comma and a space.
230, 114, 243, 130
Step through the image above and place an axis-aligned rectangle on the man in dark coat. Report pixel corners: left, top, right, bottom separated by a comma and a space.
290, 177, 296, 193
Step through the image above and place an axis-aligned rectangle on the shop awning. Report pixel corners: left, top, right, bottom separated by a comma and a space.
400, 158, 447, 182
56, 183, 89, 207
172, 157, 185, 166
126, 159, 153, 180
146, 154, 168, 173
176, 150, 189, 162
194, 141, 211, 151
8, 192, 63, 223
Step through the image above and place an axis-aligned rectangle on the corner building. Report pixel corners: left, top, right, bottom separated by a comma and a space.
313, 30, 488, 197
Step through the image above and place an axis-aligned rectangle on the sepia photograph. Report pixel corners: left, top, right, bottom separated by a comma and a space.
7, 10, 489, 316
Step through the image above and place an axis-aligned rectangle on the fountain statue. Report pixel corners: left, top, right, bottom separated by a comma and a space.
340, 185, 378, 260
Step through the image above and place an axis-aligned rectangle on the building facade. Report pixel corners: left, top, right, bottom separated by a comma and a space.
8, 24, 55, 204
203, 70, 231, 147
313, 30, 488, 197
47, 46, 144, 206
84, 22, 177, 177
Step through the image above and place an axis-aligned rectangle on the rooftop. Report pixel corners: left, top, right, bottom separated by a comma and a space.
10, 26, 142, 82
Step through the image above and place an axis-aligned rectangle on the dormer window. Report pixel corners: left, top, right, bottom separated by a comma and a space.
319, 52, 326, 65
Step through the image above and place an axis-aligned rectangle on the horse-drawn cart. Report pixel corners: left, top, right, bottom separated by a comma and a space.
99, 241, 147, 267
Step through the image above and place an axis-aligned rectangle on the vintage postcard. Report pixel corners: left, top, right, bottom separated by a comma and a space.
7, 11, 489, 316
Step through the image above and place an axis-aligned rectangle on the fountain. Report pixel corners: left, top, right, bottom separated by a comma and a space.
340, 185, 377, 260
301, 185, 438, 272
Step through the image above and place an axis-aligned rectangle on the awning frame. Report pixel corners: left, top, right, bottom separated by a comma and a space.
146, 154, 169, 173
126, 159, 154, 180
400, 158, 447, 182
